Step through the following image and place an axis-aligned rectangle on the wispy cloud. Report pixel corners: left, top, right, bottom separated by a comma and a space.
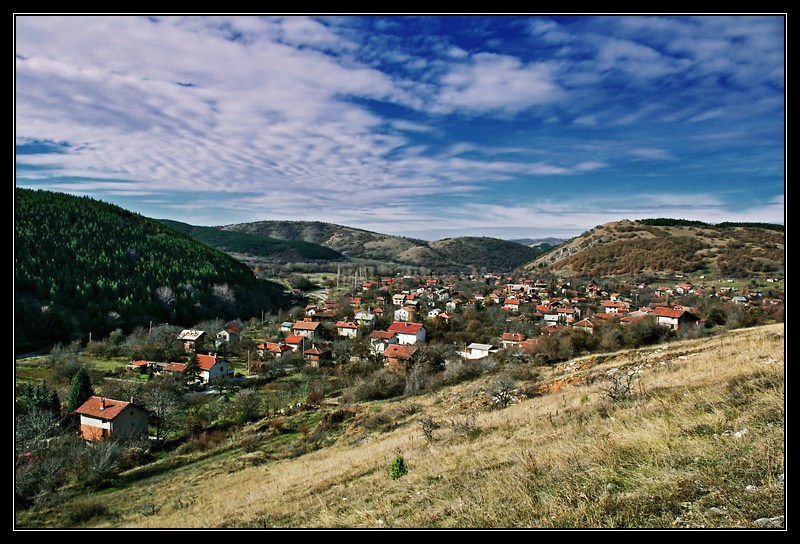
15, 15, 784, 238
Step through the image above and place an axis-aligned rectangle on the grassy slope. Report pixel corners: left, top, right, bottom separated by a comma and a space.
525, 219, 785, 279
21, 324, 784, 529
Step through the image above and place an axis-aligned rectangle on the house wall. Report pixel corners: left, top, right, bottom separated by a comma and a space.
109, 408, 149, 439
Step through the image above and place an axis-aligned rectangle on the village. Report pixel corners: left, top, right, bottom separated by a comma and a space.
67, 270, 784, 445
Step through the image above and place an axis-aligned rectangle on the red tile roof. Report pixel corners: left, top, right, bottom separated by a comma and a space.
388, 322, 424, 334
285, 334, 304, 344
197, 354, 220, 370
75, 396, 136, 420
130, 360, 149, 367
654, 307, 686, 318
336, 321, 360, 329
293, 321, 320, 331
369, 330, 396, 340
501, 333, 524, 342
383, 344, 418, 360
164, 362, 187, 372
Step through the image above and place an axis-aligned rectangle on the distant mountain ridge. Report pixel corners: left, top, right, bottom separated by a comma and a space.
220, 220, 543, 272
523, 219, 784, 279
160, 219, 344, 263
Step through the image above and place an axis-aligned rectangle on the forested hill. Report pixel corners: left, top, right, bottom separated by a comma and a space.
15, 189, 288, 352
160, 220, 344, 263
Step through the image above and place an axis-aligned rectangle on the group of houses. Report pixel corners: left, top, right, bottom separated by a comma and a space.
78, 328, 239, 444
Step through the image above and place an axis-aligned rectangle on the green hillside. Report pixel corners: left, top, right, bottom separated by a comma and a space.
15, 188, 288, 352
160, 220, 344, 262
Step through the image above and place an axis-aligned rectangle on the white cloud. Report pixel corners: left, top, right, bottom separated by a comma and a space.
435, 53, 561, 113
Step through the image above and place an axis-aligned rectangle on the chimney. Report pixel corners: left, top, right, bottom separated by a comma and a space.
99, 397, 105, 410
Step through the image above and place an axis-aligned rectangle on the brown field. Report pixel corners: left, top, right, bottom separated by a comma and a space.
17, 324, 785, 529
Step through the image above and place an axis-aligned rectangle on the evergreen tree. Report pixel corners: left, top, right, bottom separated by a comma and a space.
183, 354, 201, 383
19, 382, 61, 417
66, 367, 94, 412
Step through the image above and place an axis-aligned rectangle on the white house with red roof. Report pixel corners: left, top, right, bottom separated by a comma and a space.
500, 332, 525, 348
336, 321, 360, 338
503, 298, 521, 312
257, 342, 293, 360
387, 322, 426, 345
75, 396, 149, 442
284, 334, 305, 352
196, 354, 232, 384
292, 320, 320, 339
369, 330, 398, 354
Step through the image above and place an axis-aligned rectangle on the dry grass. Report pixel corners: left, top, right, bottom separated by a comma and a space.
17, 324, 784, 529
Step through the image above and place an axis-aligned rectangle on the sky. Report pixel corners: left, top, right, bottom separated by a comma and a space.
15, 14, 786, 241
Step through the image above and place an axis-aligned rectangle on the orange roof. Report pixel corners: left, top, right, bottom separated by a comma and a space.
383, 344, 418, 360
370, 330, 396, 340
285, 334, 304, 344
504, 299, 521, 305
197, 354, 220, 370
388, 322, 424, 334
336, 321, 359, 329
130, 360, 149, 367
293, 321, 320, 330
654, 307, 686, 318
75, 396, 138, 420
501, 333, 524, 342
164, 362, 187, 372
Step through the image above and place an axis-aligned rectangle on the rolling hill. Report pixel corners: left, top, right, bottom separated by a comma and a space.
15, 188, 289, 352
220, 220, 542, 272
523, 219, 785, 280
159, 219, 344, 263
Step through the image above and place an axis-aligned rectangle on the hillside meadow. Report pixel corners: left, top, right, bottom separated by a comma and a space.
16, 324, 784, 529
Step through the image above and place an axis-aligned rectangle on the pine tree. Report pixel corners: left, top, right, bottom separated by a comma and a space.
67, 367, 94, 412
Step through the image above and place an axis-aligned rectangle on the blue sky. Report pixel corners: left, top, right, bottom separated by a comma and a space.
15, 15, 785, 240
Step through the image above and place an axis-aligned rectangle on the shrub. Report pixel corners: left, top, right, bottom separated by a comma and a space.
389, 452, 408, 480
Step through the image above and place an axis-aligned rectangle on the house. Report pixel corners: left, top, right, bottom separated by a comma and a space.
257, 342, 293, 360
196, 354, 233, 384
126, 360, 155, 373
653, 307, 702, 330
74, 396, 149, 442
369, 330, 398, 354
284, 334, 305, 352
503, 298, 521, 312
540, 325, 562, 335
304, 345, 333, 367
438, 312, 454, 323
161, 361, 187, 374
387, 322, 426, 345
392, 293, 407, 306
336, 321, 360, 338
280, 322, 294, 333
383, 344, 418, 371
601, 301, 629, 315
394, 306, 415, 322
292, 321, 320, 339
178, 330, 206, 353
573, 318, 603, 334
462, 343, 499, 361
354, 310, 377, 328
501, 333, 524, 348
428, 308, 443, 319
216, 324, 241, 344
732, 296, 748, 305
311, 310, 337, 322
